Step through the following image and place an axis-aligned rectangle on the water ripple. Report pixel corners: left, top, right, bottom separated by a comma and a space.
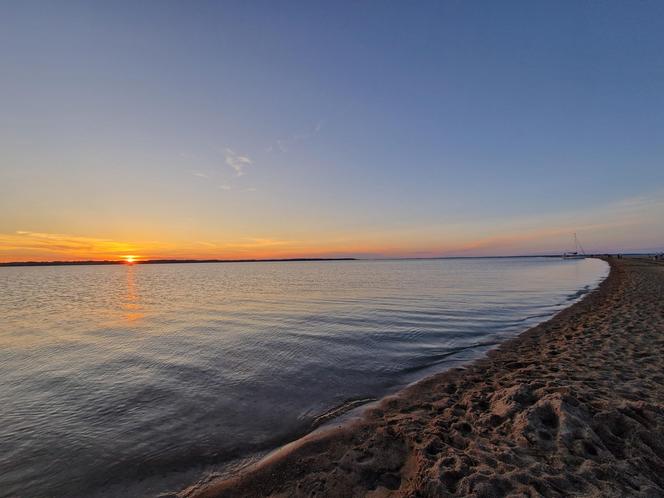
0, 257, 608, 497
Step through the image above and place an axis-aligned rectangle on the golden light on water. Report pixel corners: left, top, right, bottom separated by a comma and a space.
122, 264, 144, 322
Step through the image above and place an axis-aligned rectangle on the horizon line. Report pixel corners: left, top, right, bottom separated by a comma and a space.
1, 252, 656, 268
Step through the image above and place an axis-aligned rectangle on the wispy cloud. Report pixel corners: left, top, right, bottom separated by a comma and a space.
192, 171, 209, 178
0, 231, 300, 262
267, 120, 324, 153
224, 148, 252, 176
608, 190, 664, 214
436, 190, 664, 256
0, 231, 139, 261
219, 184, 231, 190
195, 241, 218, 248
222, 237, 298, 249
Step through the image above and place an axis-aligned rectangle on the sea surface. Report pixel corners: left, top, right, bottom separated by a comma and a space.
0, 257, 608, 497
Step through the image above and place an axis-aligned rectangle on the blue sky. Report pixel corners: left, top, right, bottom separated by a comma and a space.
1, 1, 663, 260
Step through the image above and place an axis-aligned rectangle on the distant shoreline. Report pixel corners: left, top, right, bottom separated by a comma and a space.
0, 257, 357, 268
1, 253, 658, 268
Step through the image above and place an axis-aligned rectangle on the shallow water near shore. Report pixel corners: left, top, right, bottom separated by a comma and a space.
0, 257, 608, 497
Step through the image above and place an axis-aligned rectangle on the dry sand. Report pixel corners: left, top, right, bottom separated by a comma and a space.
182, 257, 664, 497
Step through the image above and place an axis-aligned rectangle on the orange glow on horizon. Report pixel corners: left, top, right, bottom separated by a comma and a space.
0, 205, 658, 264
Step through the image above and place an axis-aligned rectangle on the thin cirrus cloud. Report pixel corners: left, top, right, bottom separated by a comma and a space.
222, 237, 297, 249
224, 148, 252, 176
267, 120, 323, 153
217, 185, 256, 192
0, 231, 140, 260
0, 231, 300, 262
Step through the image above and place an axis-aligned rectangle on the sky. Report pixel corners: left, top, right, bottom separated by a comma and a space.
1, 0, 663, 262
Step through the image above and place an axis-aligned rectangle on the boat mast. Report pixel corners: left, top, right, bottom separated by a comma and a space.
574, 233, 578, 253
574, 233, 586, 255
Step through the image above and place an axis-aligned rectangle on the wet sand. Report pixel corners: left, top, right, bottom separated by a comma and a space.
182, 257, 664, 497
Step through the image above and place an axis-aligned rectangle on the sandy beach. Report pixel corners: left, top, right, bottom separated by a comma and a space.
182, 257, 664, 497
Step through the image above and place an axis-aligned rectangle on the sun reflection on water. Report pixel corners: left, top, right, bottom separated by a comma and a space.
122, 265, 144, 322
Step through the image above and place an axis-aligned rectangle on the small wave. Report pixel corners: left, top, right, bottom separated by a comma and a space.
311, 397, 377, 429
400, 341, 501, 375
566, 285, 591, 301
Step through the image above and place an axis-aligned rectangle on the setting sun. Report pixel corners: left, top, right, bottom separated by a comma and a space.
124, 255, 137, 264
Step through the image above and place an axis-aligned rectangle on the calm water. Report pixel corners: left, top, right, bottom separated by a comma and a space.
0, 258, 608, 497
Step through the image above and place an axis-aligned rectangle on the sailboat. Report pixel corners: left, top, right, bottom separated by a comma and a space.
562, 233, 586, 259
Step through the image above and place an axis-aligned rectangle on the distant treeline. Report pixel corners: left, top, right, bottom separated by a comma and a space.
0, 258, 357, 268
